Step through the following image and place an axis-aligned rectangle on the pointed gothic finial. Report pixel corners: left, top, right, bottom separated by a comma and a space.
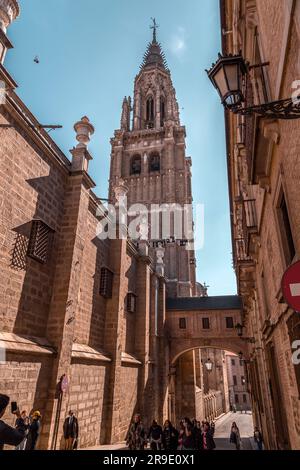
150, 17, 159, 43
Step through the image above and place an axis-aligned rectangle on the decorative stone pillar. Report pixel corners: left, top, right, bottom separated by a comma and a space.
114, 178, 129, 239
0, 0, 19, 32
0, 0, 19, 63
70, 116, 95, 172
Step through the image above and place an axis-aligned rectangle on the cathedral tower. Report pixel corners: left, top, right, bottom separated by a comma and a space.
109, 21, 196, 298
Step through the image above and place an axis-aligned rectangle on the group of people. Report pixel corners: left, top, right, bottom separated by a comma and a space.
0, 394, 79, 451
127, 414, 264, 451
126, 414, 216, 450
0, 395, 41, 450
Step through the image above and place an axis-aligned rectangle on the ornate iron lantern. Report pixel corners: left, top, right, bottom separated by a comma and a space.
206, 52, 300, 119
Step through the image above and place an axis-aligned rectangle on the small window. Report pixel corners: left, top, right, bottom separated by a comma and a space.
235, 394, 239, 404
130, 155, 141, 175
231, 359, 236, 366
126, 292, 137, 313
179, 318, 187, 329
243, 394, 247, 404
202, 318, 210, 329
240, 360, 244, 367
277, 189, 295, 265
149, 153, 160, 172
226, 317, 234, 329
233, 375, 237, 386
146, 96, 154, 128
241, 376, 246, 386
100, 267, 113, 298
27, 219, 54, 264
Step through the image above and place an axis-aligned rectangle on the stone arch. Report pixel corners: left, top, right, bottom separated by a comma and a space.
170, 338, 249, 366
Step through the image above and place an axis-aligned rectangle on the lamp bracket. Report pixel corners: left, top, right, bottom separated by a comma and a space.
232, 97, 300, 120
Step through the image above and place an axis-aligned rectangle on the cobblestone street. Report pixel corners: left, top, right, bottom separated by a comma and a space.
214, 412, 255, 450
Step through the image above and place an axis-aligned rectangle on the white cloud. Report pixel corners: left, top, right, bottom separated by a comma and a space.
170, 26, 186, 57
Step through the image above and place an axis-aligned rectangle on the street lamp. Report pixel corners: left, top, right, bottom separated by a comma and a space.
204, 358, 213, 372
206, 52, 300, 119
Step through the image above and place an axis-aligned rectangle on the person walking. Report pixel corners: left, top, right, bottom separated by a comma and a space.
63, 410, 79, 450
192, 421, 202, 450
201, 422, 216, 450
162, 420, 178, 451
148, 420, 163, 450
15, 410, 30, 450
181, 418, 195, 450
230, 421, 242, 450
25, 411, 41, 450
177, 421, 185, 450
0, 395, 26, 450
254, 427, 264, 450
126, 414, 145, 450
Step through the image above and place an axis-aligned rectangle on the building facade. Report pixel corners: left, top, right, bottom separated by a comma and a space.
225, 352, 251, 411
222, 0, 300, 450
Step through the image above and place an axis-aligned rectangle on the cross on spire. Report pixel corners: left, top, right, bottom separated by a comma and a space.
150, 17, 159, 43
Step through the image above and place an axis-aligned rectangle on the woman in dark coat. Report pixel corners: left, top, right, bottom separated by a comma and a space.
26, 411, 41, 450
162, 420, 178, 451
201, 422, 216, 450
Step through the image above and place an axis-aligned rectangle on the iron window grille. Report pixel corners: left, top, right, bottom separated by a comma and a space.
27, 219, 54, 264
126, 292, 137, 313
99, 267, 113, 298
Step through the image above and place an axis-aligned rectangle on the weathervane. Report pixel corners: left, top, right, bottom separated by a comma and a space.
150, 17, 159, 42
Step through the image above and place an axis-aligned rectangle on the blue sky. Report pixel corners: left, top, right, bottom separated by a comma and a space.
6, 0, 237, 296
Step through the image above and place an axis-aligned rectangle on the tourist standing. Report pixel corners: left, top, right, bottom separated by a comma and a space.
201, 422, 216, 450
148, 420, 163, 450
15, 410, 30, 450
126, 414, 145, 450
0, 395, 26, 450
254, 427, 264, 450
162, 420, 178, 451
63, 410, 79, 450
230, 421, 242, 450
25, 411, 41, 450
181, 418, 195, 450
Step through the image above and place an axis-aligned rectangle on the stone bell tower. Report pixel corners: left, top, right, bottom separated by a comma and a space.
109, 20, 197, 298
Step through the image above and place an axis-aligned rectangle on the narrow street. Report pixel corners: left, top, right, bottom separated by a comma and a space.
214, 412, 254, 450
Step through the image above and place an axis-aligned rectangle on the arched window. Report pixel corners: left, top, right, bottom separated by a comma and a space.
160, 96, 166, 127
149, 152, 160, 172
130, 154, 141, 175
146, 96, 154, 128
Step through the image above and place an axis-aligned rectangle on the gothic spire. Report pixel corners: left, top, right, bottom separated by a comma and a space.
140, 18, 169, 71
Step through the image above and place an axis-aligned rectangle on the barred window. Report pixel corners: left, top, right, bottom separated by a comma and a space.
99, 267, 113, 298
179, 318, 186, 329
126, 292, 137, 313
27, 219, 54, 264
